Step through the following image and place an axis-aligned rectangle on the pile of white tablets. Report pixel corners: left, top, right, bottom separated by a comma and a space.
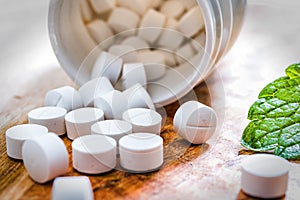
5, 69, 217, 187
81, 0, 206, 85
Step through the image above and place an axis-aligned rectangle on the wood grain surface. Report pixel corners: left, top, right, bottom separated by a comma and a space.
1, 0, 300, 199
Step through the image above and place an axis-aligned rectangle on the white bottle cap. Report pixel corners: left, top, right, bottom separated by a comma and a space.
51, 176, 94, 200
6, 124, 48, 160
28, 106, 67, 136
65, 108, 104, 140
72, 135, 116, 174
122, 108, 162, 135
22, 133, 69, 183
119, 133, 163, 172
241, 154, 290, 199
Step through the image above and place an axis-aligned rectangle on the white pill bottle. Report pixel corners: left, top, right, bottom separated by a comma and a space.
48, 0, 247, 106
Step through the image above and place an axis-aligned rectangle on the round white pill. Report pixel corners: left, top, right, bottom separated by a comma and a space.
90, 51, 123, 85
121, 36, 149, 50
137, 50, 166, 81
108, 7, 140, 34
160, 0, 184, 19
65, 108, 104, 140
173, 101, 217, 144
45, 86, 83, 112
119, 133, 163, 172
22, 133, 69, 183
192, 30, 206, 51
72, 135, 116, 174
52, 176, 94, 200
154, 50, 177, 67
108, 45, 137, 63
87, 20, 114, 50
123, 83, 155, 110
175, 42, 195, 64
121, 63, 147, 90
116, 0, 151, 16
80, 0, 93, 22
94, 90, 128, 120
151, 0, 162, 9
177, 6, 204, 38
181, 0, 197, 10
5, 124, 48, 160
138, 9, 166, 44
156, 18, 184, 51
90, 0, 116, 15
122, 108, 162, 135
28, 107, 67, 136
91, 120, 132, 143
241, 154, 290, 199
78, 77, 114, 107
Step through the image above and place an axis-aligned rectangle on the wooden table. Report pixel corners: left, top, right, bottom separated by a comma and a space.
1, 0, 300, 199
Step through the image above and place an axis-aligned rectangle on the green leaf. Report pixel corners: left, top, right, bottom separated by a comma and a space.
242, 63, 300, 159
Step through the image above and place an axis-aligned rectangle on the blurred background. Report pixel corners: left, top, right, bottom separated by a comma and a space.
0, 0, 300, 109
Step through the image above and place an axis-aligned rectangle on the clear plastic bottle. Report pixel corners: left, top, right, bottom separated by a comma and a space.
48, 0, 247, 106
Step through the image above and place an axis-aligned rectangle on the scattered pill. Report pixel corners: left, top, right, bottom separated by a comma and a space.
91, 120, 132, 143
121, 36, 150, 50
177, 6, 204, 37
138, 9, 166, 44
123, 83, 155, 110
175, 42, 195, 64
160, 0, 184, 19
156, 18, 184, 51
5, 124, 48, 160
72, 135, 116, 174
87, 19, 114, 49
137, 50, 166, 81
173, 101, 217, 144
22, 133, 68, 183
108, 45, 137, 63
78, 77, 114, 107
51, 176, 94, 200
45, 86, 83, 112
108, 7, 140, 33
121, 63, 147, 90
116, 0, 151, 16
90, 51, 123, 84
28, 106, 67, 136
119, 133, 163, 172
65, 107, 104, 140
241, 154, 290, 199
80, 0, 93, 22
122, 108, 162, 134
90, 0, 116, 15
94, 90, 128, 120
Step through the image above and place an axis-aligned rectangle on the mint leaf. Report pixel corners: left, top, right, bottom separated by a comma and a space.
242, 63, 300, 159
